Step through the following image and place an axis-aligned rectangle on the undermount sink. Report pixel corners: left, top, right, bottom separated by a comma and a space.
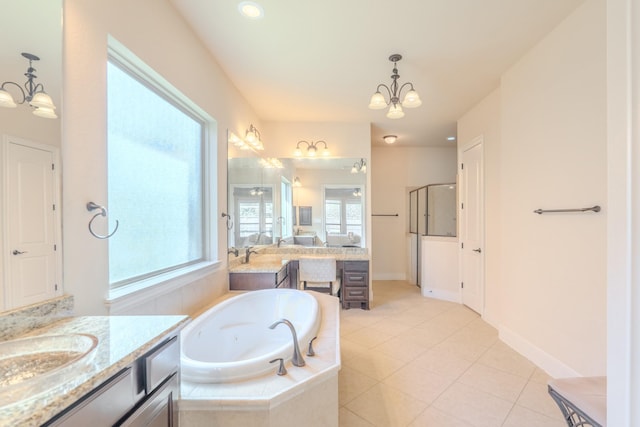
0, 333, 98, 407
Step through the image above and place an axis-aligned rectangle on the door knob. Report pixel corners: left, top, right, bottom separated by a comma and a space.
12, 250, 27, 255
472, 248, 482, 253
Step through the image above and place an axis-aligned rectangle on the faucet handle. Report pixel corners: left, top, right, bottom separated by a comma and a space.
269, 358, 287, 376
307, 336, 317, 357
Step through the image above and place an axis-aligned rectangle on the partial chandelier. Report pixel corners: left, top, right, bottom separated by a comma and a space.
0, 53, 57, 119
368, 54, 421, 119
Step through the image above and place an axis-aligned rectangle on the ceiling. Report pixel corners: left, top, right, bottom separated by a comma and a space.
170, 0, 584, 147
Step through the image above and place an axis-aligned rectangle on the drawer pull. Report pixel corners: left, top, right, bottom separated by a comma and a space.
349, 276, 364, 281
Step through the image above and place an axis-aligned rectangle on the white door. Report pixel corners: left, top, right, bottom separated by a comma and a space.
459, 137, 484, 313
4, 137, 60, 309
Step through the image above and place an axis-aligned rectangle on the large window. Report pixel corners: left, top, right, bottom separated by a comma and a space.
233, 186, 273, 246
107, 56, 209, 288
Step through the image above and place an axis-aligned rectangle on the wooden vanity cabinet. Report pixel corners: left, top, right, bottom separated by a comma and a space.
229, 263, 290, 290
341, 261, 370, 310
288, 259, 370, 310
45, 334, 180, 427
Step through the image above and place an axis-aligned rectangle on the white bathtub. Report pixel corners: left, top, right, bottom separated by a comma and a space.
180, 288, 321, 383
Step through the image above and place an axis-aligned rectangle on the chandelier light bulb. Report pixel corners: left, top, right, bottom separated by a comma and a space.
368, 92, 387, 110
387, 103, 404, 119
0, 89, 17, 108
402, 90, 422, 108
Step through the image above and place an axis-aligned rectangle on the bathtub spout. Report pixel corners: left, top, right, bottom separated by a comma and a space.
269, 319, 305, 367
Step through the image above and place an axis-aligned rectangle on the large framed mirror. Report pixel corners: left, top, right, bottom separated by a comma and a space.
227, 134, 366, 253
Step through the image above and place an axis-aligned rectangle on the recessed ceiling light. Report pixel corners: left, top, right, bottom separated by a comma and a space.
447, 136, 456, 141
238, 1, 264, 19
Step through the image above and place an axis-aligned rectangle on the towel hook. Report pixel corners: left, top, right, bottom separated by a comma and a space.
87, 202, 119, 239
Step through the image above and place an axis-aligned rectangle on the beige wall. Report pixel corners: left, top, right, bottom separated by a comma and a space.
371, 146, 457, 281
63, 0, 259, 315
458, 0, 606, 377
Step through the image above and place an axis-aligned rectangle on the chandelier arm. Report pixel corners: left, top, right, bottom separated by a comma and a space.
376, 84, 393, 103
397, 82, 415, 99
0, 81, 27, 104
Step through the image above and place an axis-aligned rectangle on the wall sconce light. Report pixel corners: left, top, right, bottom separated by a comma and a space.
353, 188, 362, 197
259, 157, 283, 168
383, 135, 397, 144
294, 140, 330, 157
244, 124, 264, 150
351, 158, 367, 174
0, 53, 57, 119
293, 176, 302, 187
368, 54, 421, 119
228, 131, 250, 150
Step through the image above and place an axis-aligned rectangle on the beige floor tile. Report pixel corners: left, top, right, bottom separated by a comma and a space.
457, 363, 528, 402
432, 383, 513, 427
342, 349, 407, 381
339, 366, 378, 405
373, 335, 429, 363
344, 326, 394, 349
383, 362, 454, 404
408, 407, 474, 427
502, 405, 568, 427
432, 338, 491, 362
341, 317, 366, 336
339, 407, 376, 427
346, 383, 428, 427
410, 348, 474, 380
368, 318, 414, 337
397, 324, 455, 349
477, 341, 536, 378
341, 337, 370, 362
516, 380, 565, 420
529, 367, 553, 384
447, 324, 498, 347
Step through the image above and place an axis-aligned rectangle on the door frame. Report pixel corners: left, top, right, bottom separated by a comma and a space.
458, 135, 485, 314
1, 134, 63, 311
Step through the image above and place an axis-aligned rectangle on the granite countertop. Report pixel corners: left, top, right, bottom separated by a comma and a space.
229, 252, 370, 274
0, 315, 189, 427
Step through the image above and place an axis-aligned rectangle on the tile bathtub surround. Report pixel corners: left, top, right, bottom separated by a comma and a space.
0, 314, 189, 426
339, 281, 567, 427
0, 295, 74, 341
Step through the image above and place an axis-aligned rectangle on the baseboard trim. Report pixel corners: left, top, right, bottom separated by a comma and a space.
499, 325, 580, 378
421, 288, 461, 304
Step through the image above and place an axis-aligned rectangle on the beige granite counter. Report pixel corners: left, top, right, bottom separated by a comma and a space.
0, 314, 189, 427
229, 249, 369, 273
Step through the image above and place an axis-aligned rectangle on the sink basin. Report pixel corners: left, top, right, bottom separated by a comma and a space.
0, 334, 98, 407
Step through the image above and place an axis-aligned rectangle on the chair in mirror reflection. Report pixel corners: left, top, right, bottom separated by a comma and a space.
298, 257, 340, 296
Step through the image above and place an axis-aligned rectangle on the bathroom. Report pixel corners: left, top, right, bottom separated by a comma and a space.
0, 0, 635, 425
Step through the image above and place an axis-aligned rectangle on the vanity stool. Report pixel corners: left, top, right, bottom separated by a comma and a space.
548, 376, 606, 427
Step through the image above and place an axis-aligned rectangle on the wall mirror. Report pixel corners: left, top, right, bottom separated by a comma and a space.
1, 0, 63, 313
227, 137, 366, 253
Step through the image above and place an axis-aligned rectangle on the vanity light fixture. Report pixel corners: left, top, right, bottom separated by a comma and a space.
383, 135, 397, 144
250, 187, 265, 196
259, 157, 283, 169
293, 176, 302, 187
353, 188, 362, 197
0, 53, 57, 119
351, 158, 367, 174
368, 54, 421, 119
294, 140, 330, 157
244, 124, 264, 150
228, 132, 249, 150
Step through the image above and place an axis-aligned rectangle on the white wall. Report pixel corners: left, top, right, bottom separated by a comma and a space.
458, 0, 606, 377
371, 146, 457, 281
63, 0, 260, 315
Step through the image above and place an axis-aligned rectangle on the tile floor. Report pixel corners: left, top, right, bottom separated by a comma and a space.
338, 280, 566, 427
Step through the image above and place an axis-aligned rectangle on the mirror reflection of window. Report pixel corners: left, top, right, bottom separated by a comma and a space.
280, 178, 292, 238
324, 187, 363, 247
233, 186, 273, 247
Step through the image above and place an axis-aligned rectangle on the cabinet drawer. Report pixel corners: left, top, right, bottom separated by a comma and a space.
344, 287, 368, 301
275, 264, 288, 287
343, 261, 369, 272
344, 273, 368, 286
145, 336, 179, 394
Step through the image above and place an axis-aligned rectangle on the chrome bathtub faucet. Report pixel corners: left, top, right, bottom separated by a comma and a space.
268, 318, 305, 367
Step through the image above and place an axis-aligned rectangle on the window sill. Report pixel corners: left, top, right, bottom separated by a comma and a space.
105, 260, 222, 314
